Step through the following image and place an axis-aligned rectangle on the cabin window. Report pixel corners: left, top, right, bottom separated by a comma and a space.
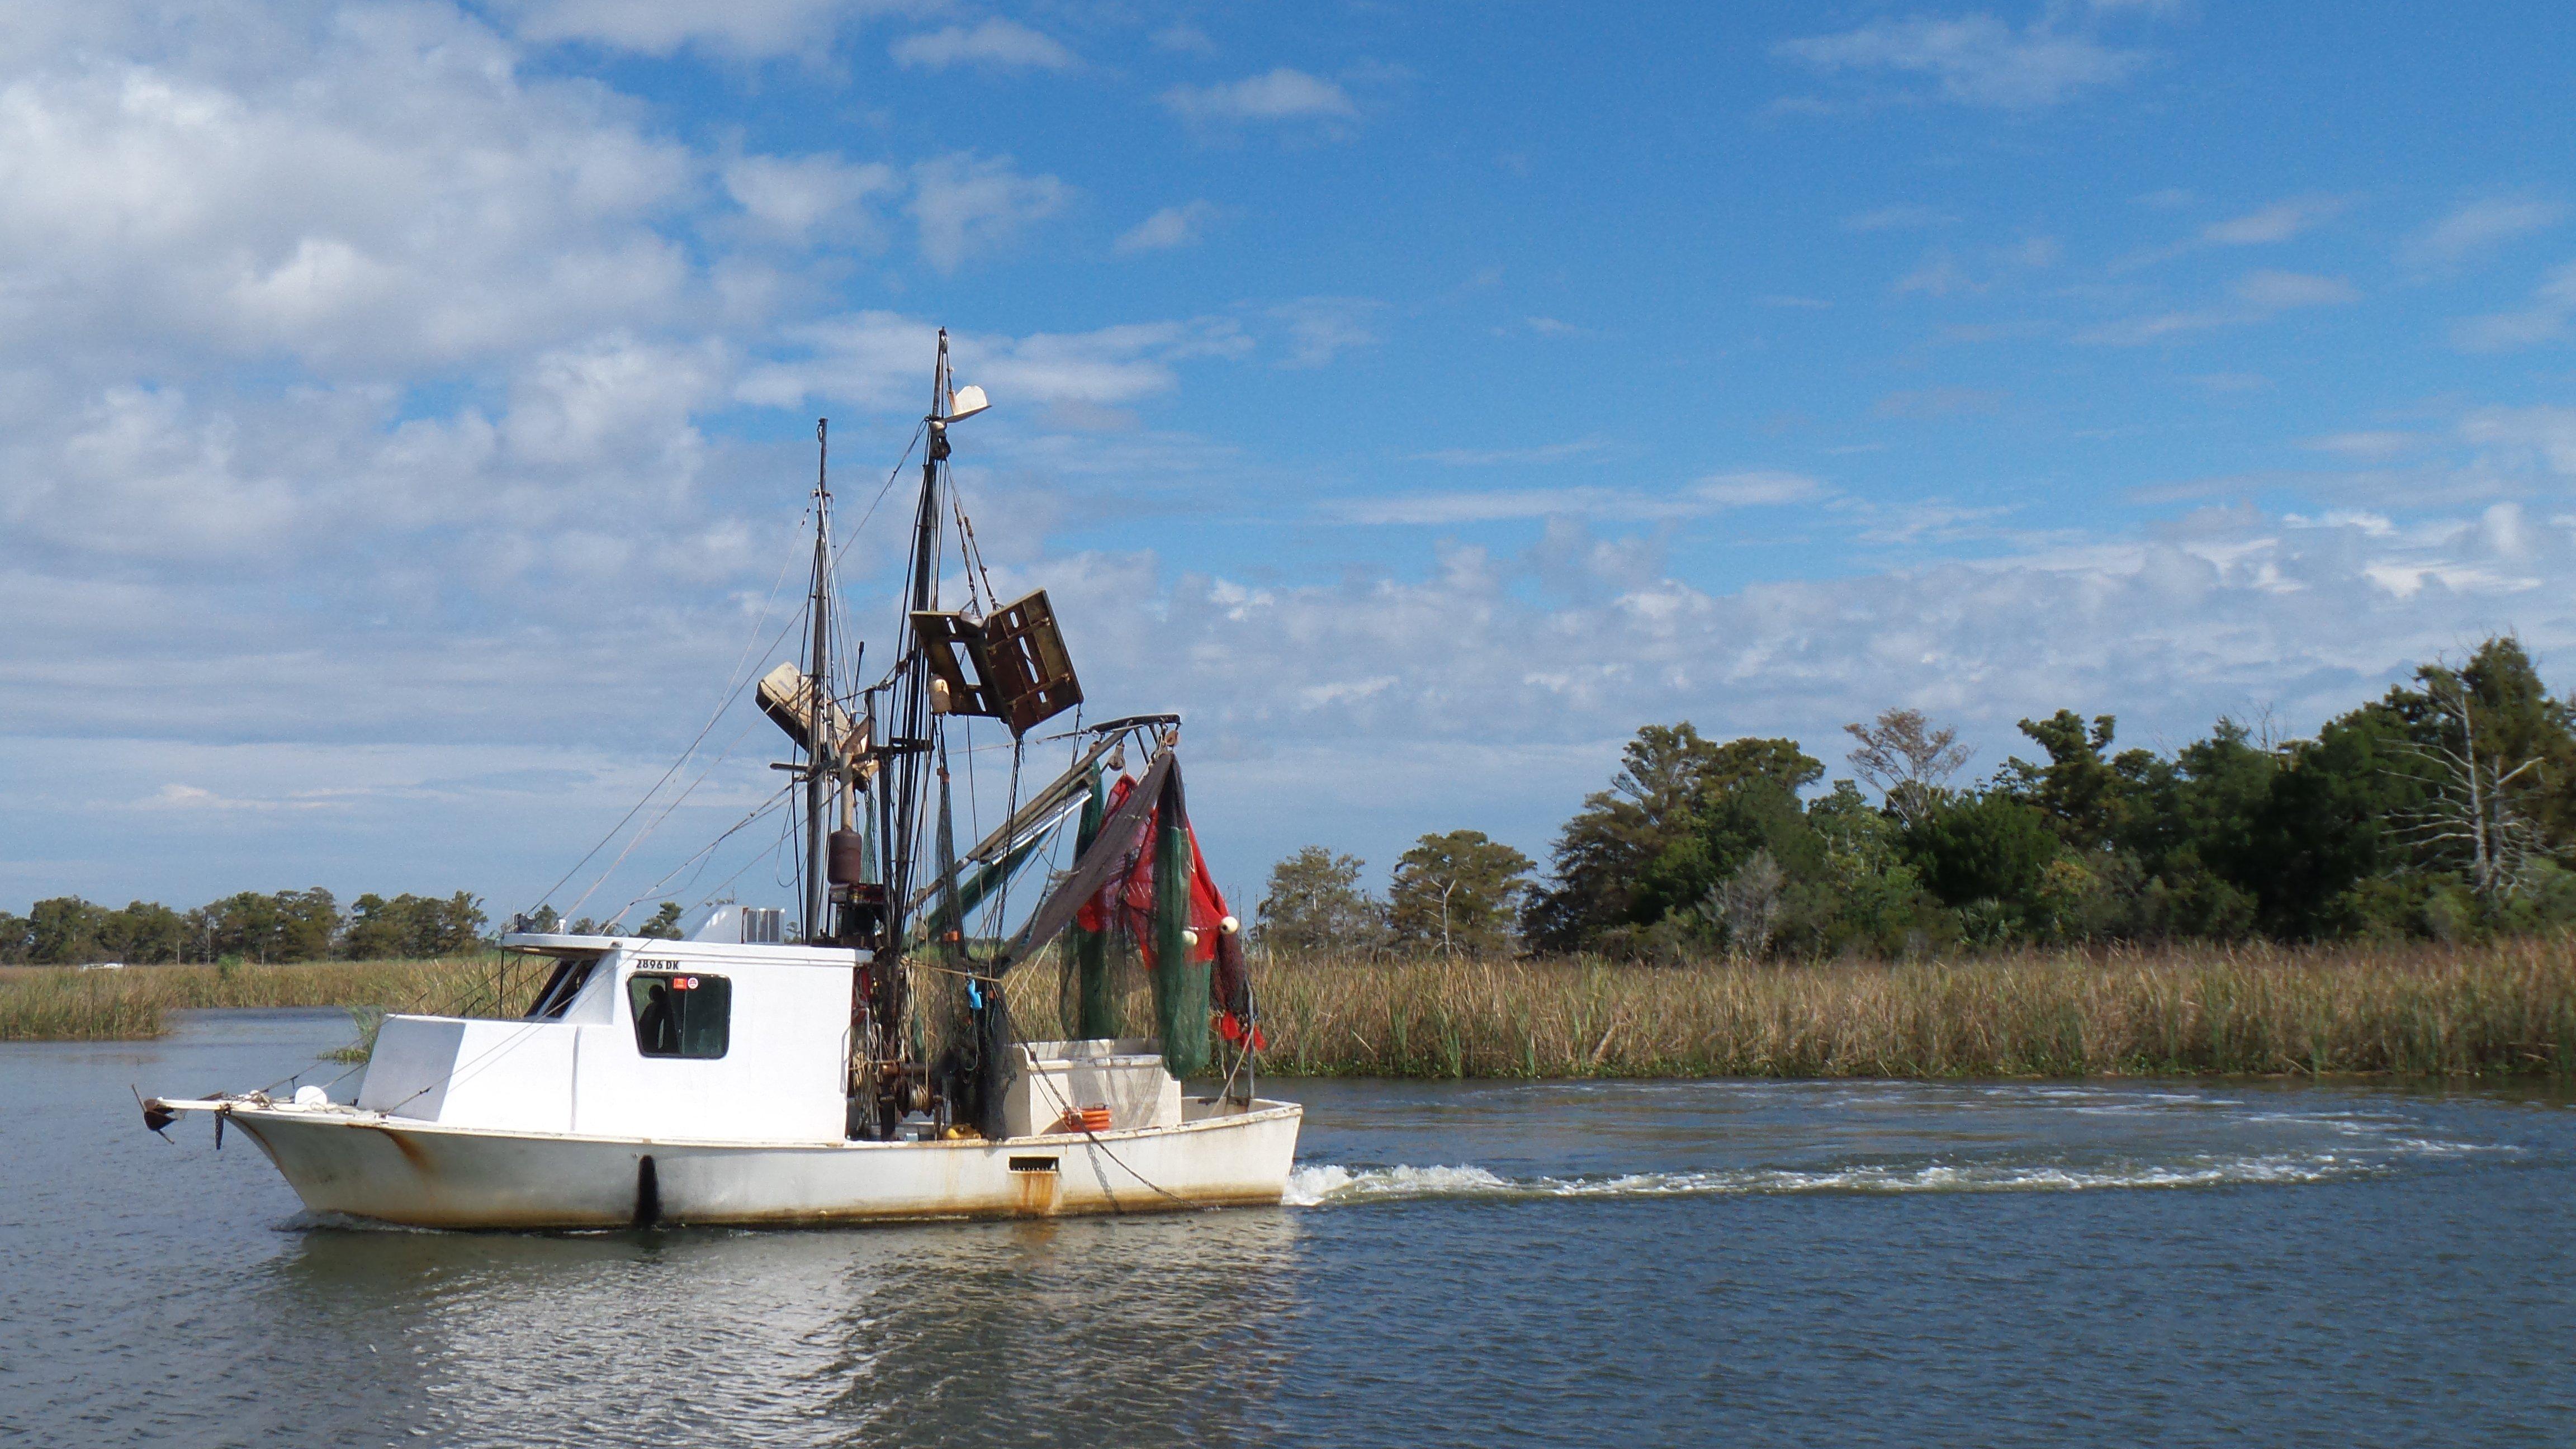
627, 972, 732, 1059
525, 958, 600, 1020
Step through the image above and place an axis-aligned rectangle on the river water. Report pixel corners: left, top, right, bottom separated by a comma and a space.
1, 1010, 2569, 1447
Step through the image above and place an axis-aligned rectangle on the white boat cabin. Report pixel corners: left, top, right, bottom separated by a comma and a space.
356, 927, 1185, 1146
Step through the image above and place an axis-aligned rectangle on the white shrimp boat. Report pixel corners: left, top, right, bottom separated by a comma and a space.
146, 333, 1300, 1228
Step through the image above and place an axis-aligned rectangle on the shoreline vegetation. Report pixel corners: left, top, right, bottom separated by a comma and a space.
10, 941, 2573, 1080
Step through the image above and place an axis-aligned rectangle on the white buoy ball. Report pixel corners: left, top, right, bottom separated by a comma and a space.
1180, 928, 1201, 948
1219, 915, 1240, 935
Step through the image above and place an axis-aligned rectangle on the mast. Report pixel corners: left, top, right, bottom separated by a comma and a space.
882, 332, 950, 953
805, 419, 832, 942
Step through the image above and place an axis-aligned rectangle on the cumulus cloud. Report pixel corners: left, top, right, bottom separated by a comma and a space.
1328, 471, 1825, 525
2403, 196, 2567, 269
2231, 269, 2359, 308
890, 18, 1076, 72
2200, 195, 2345, 245
2303, 431, 2429, 461
1773, 13, 2149, 109
905, 152, 1072, 272
1844, 205, 1957, 231
1161, 68, 1356, 130
2460, 405, 2576, 476
2081, 269, 2359, 344
2451, 260, 2576, 352
1414, 439, 1611, 467
1874, 386, 2007, 419
0, 16, 698, 375
1115, 200, 1226, 254
1267, 296, 1381, 367
499, 0, 913, 57
737, 311, 1250, 416
722, 153, 898, 246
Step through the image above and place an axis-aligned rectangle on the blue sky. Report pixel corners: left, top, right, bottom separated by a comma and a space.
6, 1, 2576, 920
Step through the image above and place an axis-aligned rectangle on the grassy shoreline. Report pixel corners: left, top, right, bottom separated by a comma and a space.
8, 941, 2572, 1079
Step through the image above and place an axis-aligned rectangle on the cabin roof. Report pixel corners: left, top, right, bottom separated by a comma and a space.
499, 932, 861, 966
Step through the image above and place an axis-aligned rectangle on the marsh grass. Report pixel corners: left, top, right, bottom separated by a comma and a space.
8, 941, 2572, 1079
0, 958, 527, 1045
1248, 939, 2576, 1079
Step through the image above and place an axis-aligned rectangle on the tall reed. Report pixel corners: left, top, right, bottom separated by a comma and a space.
10, 942, 2572, 1079
1248, 939, 2576, 1079
0, 958, 525, 1043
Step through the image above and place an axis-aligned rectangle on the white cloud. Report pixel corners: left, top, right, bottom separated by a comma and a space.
905, 152, 1072, 272
0, 21, 699, 375
2200, 195, 2345, 245
1151, 23, 1218, 55
737, 311, 1251, 416
2451, 260, 2576, 352
2303, 431, 2428, 461
499, 0, 913, 57
1268, 297, 1380, 368
1415, 439, 1609, 467
2081, 269, 2359, 344
1875, 386, 2007, 419
722, 153, 898, 246
2404, 197, 2566, 268
1115, 200, 1225, 254
1329, 470, 1824, 525
1773, 14, 2148, 109
2231, 269, 2359, 308
1895, 254, 1974, 296
2460, 405, 2576, 477
1844, 205, 1957, 231
890, 18, 1076, 72
1161, 68, 1356, 129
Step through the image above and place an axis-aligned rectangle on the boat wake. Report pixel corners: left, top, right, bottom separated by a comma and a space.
1284, 1151, 2408, 1206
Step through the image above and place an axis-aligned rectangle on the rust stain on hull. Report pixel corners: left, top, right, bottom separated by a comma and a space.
357, 1123, 433, 1171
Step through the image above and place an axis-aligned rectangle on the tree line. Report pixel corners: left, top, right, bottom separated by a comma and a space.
1258, 635, 2576, 959
0, 892, 686, 966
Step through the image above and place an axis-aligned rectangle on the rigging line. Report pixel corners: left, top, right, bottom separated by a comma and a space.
567, 711, 768, 923
574, 416, 915, 910
590, 714, 774, 925
943, 454, 1001, 612
528, 503, 813, 914
833, 422, 923, 572
984, 736, 1027, 939
613, 780, 799, 917
682, 834, 784, 917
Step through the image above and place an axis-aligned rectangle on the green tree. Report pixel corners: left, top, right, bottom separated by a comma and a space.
638, 902, 686, 939
1390, 830, 1534, 956
2239, 704, 2423, 937
192, 888, 339, 962
1524, 724, 1822, 953
1998, 711, 2146, 852
27, 897, 110, 964
1903, 794, 2062, 920
102, 901, 185, 963
1256, 846, 1386, 955
1524, 724, 1728, 951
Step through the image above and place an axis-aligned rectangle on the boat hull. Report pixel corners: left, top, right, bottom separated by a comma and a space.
219, 1100, 1304, 1230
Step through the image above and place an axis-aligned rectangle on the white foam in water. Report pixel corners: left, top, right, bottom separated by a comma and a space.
1283, 1152, 2400, 1208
